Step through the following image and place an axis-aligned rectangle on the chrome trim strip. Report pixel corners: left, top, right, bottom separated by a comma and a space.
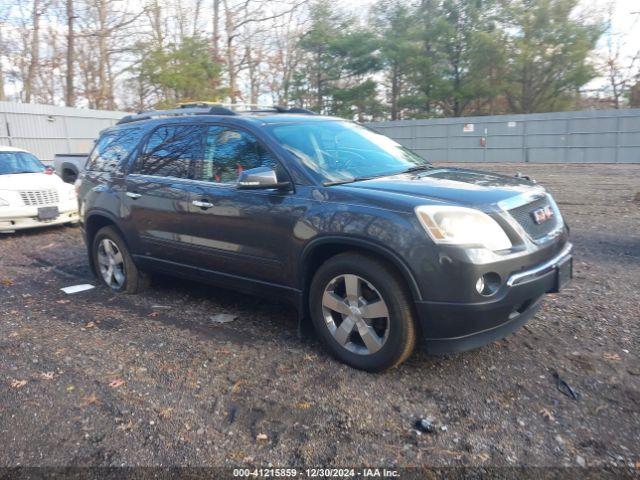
497, 189, 547, 211
507, 243, 573, 286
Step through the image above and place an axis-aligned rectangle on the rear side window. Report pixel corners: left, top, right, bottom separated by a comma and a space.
195, 126, 280, 184
86, 127, 143, 173
133, 124, 203, 178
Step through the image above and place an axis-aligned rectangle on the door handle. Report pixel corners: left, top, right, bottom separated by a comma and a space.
192, 200, 214, 209
126, 192, 142, 199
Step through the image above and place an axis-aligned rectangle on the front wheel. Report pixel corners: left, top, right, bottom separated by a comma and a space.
309, 253, 417, 372
91, 226, 148, 294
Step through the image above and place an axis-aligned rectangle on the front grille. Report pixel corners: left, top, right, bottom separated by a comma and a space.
508, 196, 559, 240
19, 189, 59, 206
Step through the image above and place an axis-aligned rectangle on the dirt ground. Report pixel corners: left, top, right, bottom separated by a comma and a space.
1, 163, 638, 473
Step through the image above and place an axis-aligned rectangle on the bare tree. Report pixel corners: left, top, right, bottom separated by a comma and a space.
212, 0, 220, 60
221, 0, 307, 103
601, 7, 640, 108
25, 0, 43, 102
65, 0, 75, 106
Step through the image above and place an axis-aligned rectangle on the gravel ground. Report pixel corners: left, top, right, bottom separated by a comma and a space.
0, 163, 638, 472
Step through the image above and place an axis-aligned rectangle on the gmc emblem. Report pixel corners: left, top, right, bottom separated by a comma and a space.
531, 205, 554, 224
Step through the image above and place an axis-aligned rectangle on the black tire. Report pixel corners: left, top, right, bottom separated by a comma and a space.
309, 252, 417, 372
62, 170, 77, 184
91, 226, 149, 294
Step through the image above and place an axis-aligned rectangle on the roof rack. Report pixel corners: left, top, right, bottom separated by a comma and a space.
116, 103, 316, 125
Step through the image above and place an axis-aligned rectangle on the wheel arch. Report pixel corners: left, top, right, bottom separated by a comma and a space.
84, 212, 127, 276
296, 236, 423, 338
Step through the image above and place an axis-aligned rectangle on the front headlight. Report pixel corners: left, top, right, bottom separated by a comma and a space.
415, 205, 512, 251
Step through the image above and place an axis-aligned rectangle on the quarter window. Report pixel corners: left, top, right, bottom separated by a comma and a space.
86, 127, 143, 173
134, 124, 203, 178
195, 126, 280, 184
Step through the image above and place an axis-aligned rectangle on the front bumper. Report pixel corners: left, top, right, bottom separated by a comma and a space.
0, 203, 79, 232
416, 243, 572, 354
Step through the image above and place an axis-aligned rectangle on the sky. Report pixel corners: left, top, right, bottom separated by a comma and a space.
3, 0, 639, 103
589, 0, 640, 56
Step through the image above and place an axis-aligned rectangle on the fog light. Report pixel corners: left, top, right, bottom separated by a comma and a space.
476, 272, 501, 296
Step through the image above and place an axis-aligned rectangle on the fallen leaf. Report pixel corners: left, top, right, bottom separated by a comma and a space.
56, 299, 71, 304
1, 278, 13, 286
148, 312, 159, 318
256, 433, 268, 441
603, 352, 621, 361
84, 321, 96, 329
40, 372, 55, 380
116, 419, 134, 431
109, 378, 125, 389
475, 452, 490, 462
80, 392, 101, 406
539, 407, 555, 422
66, 385, 75, 392
231, 380, 245, 394
10, 379, 27, 388
295, 401, 312, 409
157, 407, 173, 419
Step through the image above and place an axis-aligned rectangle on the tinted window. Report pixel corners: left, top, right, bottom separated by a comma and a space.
134, 125, 203, 178
195, 126, 280, 184
86, 127, 143, 173
0, 151, 44, 174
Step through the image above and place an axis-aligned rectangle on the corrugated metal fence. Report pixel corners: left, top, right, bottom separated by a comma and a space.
369, 108, 640, 163
0, 101, 125, 163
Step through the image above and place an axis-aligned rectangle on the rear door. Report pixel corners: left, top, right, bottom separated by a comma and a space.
123, 123, 204, 268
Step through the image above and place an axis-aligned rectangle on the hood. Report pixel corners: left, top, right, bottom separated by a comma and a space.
0, 172, 65, 191
342, 167, 542, 206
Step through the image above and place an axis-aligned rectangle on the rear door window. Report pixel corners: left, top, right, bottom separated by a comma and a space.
133, 124, 204, 179
86, 127, 143, 173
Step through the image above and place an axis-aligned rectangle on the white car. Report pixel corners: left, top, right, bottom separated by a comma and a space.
0, 146, 79, 233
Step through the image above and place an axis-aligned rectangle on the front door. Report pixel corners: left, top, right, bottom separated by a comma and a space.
186, 124, 298, 287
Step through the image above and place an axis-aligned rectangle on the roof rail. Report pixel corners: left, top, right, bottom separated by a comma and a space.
116, 104, 237, 125
274, 106, 317, 115
116, 103, 316, 125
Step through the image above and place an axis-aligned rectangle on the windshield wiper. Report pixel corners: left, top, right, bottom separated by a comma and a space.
402, 165, 433, 174
323, 175, 381, 186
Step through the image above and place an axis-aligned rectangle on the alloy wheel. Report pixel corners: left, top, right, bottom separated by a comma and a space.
97, 238, 126, 289
321, 274, 390, 355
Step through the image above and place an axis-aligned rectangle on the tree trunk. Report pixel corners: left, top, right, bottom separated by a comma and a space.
0, 26, 5, 101
223, 0, 237, 103
97, 0, 108, 109
65, 0, 75, 106
212, 0, 220, 60
390, 64, 399, 120
25, 0, 41, 103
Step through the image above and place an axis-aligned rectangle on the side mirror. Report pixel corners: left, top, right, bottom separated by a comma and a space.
237, 167, 291, 190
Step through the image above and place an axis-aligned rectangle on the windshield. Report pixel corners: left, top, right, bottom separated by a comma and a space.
0, 151, 45, 175
268, 121, 430, 184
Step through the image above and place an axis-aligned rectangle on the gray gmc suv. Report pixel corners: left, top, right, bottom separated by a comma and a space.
77, 105, 573, 371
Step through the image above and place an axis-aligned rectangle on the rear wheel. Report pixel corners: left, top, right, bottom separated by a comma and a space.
92, 226, 148, 294
309, 252, 417, 372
